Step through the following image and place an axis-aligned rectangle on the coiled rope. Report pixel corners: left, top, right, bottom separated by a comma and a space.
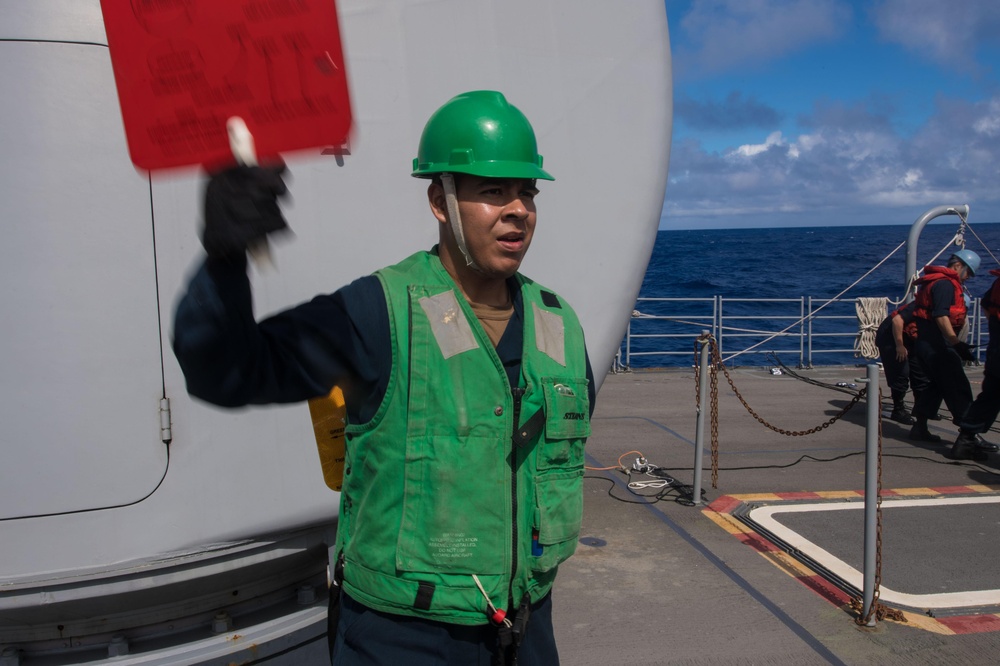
854, 297, 889, 360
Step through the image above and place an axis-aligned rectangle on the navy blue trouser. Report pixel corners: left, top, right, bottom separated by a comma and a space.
913, 340, 973, 424
959, 347, 1000, 434
877, 339, 928, 406
331, 591, 558, 665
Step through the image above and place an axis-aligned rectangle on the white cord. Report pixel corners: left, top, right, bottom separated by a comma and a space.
471, 574, 512, 627
628, 480, 674, 490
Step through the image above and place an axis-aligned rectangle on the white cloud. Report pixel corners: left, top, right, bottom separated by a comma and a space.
973, 99, 1000, 137
871, 0, 1000, 74
663, 93, 1000, 228
863, 187, 969, 207
791, 134, 824, 157
666, 202, 805, 218
731, 130, 786, 157
900, 169, 921, 188
664, 2, 1000, 228
677, 0, 852, 76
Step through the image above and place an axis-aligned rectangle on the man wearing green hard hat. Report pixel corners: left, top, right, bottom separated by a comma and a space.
173, 90, 594, 665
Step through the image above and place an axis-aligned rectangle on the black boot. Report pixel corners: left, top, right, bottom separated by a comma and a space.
889, 402, 915, 424
975, 434, 999, 454
948, 431, 987, 461
909, 418, 942, 443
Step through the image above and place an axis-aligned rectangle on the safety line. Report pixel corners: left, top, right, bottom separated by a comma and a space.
585, 453, 850, 666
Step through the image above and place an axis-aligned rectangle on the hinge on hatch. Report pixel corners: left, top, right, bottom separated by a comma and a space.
159, 398, 172, 444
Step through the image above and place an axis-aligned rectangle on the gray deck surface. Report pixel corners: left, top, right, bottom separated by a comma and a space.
553, 365, 1000, 665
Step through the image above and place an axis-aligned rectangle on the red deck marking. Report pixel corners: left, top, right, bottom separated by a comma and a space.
708, 489, 1000, 633
937, 614, 1000, 634
707, 495, 742, 514
798, 574, 852, 606
735, 532, 779, 553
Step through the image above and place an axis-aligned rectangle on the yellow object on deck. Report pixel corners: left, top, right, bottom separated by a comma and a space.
308, 386, 347, 491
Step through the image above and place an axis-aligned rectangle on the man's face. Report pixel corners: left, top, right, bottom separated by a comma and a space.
449, 176, 539, 279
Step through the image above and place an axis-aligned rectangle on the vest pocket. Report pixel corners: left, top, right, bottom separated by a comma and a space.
531, 469, 583, 572
396, 435, 507, 575
537, 377, 590, 471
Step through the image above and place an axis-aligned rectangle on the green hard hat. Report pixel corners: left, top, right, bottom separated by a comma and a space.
412, 90, 554, 181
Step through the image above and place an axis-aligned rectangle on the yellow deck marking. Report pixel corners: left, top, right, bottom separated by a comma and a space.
705, 486, 1000, 634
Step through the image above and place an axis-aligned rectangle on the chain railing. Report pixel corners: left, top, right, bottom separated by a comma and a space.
693, 334, 904, 626
709, 337, 866, 436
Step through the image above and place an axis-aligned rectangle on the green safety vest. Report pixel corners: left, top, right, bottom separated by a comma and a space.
335, 250, 590, 625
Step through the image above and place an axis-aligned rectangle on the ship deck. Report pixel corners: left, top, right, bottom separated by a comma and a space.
554, 364, 1000, 665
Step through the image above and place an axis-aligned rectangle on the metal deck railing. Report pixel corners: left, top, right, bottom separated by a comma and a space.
617, 296, 987, 369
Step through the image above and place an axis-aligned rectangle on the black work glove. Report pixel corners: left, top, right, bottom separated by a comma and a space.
953, 341, 976, 362
201, 164, 290, 260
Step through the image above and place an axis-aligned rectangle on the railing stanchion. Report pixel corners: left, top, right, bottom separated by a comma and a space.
692, 331, 711, 505
861, 362, 879, 626
625, 318, 632, 368
806, 297, 812, 369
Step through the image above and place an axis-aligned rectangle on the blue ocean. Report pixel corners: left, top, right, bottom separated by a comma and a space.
623, 222, 1000, 368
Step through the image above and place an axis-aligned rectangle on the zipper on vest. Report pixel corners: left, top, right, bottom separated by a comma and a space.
509, 386, 526, 609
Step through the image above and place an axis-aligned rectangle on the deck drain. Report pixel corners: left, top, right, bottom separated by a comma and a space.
579, 536, 606, 547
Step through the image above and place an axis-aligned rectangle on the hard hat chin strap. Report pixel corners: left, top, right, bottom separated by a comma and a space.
441, 173, 481, 273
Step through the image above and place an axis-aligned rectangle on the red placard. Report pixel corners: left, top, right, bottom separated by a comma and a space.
100, 0, 352, 171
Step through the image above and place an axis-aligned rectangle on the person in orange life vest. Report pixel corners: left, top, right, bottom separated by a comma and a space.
875, 301, 929, 424
953, 269, 1000, 460
908, 251, 995, 454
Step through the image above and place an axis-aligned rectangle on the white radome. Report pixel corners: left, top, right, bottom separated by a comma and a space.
0, 1, 671, 662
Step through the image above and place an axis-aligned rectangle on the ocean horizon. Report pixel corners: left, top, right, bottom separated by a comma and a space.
623, 221, 1000, 368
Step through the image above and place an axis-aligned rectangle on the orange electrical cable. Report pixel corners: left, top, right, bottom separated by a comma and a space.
585, 450, 645, 471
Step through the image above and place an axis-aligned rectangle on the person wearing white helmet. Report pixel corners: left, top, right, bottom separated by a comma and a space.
907, 250, 997, 459
953, 268, 1000, 460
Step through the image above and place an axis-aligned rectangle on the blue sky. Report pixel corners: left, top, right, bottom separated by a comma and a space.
663, 0, 1000, 229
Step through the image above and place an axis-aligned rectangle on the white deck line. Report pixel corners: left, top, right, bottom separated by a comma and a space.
749, 495, 1000, 609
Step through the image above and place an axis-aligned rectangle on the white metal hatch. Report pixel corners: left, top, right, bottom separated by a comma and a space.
0, 40, 168, 519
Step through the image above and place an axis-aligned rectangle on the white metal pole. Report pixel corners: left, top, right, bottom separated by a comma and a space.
692, 332, 711, 505
862, 362, 879, 626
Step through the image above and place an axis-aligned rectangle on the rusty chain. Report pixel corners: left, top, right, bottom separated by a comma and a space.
692, 335, 904, 625
693, 336, 863, 487
709, 338, 865, 436
711, 349, 719, 489
849, 384, 907, 626
693, 337, 721, 488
